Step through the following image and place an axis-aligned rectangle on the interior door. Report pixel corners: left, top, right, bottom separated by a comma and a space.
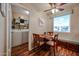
0, 12, 5, 56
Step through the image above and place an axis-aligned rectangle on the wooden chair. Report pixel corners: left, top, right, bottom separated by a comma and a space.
54, 34, 59, 56
39, 35, 45, 46
47, 32, 53, 36
46, 33, 58, 56
33, 34, 40, 49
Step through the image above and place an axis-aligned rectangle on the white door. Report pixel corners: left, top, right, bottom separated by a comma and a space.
0, 12, 5, 55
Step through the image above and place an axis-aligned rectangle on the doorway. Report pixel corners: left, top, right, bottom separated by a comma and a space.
11, 4, 30, 56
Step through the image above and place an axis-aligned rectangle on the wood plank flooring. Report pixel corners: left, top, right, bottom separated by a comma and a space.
11, 43, 50, 56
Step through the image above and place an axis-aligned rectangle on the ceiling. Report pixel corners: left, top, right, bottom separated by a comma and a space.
22, 3, 79, 12
21, 3, 50, 11
28, 3, 51, 12
12, 3, 79, 15
12, 4, 30, 15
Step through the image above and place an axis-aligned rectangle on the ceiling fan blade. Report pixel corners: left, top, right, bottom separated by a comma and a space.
60, 3, 66, 6
43, 3, 56, 12
49, 3, 52, 7
57, 3, 66, 11
44, 8, 53, 12
58, 8, 64, 11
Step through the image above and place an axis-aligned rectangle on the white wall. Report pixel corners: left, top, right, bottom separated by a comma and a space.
30, 12, 48, 34
47, 17, 53, 32
12, 11, 28, 20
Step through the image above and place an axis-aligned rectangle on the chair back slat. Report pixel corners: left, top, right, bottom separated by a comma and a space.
54, 34, 59, 41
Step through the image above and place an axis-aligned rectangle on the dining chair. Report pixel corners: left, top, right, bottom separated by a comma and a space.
46, 33, 59, 56
54, 34, 59, 56
33, 34, 39, 49
39, 34, 45, 46
47, 32, 53, 36
44, 32, 46, 35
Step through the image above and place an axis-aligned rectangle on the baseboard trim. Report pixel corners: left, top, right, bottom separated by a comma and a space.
0, 52, 6, 56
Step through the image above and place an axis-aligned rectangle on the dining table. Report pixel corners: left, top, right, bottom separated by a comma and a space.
39, 34, 54, 41
38, 34, 55, 51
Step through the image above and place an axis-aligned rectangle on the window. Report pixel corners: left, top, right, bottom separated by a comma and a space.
54, 14, 71, 32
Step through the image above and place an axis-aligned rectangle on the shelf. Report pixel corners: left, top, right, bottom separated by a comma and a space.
11, 29, 29, 32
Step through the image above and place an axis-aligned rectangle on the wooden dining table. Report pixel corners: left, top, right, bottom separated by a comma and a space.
39, 34, 54, 41
38, 34, 55, 51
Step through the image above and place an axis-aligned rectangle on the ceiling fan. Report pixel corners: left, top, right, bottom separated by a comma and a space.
44, 3, 66, 13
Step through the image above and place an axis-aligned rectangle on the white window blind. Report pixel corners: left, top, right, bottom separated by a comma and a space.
54, 14, 71, 32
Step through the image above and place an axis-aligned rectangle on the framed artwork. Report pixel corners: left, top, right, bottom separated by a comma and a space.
39, 17, 45, 27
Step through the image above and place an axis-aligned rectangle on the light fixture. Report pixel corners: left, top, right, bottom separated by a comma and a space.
25, 10, 30, 15
51, 9, 59, 13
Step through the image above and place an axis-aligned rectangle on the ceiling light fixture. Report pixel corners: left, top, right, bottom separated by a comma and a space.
51, 9, 59, 13
25, 11, 30, 15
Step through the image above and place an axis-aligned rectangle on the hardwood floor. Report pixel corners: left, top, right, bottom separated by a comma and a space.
11, 43, 50, 56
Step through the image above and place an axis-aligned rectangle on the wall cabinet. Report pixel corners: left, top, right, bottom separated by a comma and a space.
12, 32, 29, 47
